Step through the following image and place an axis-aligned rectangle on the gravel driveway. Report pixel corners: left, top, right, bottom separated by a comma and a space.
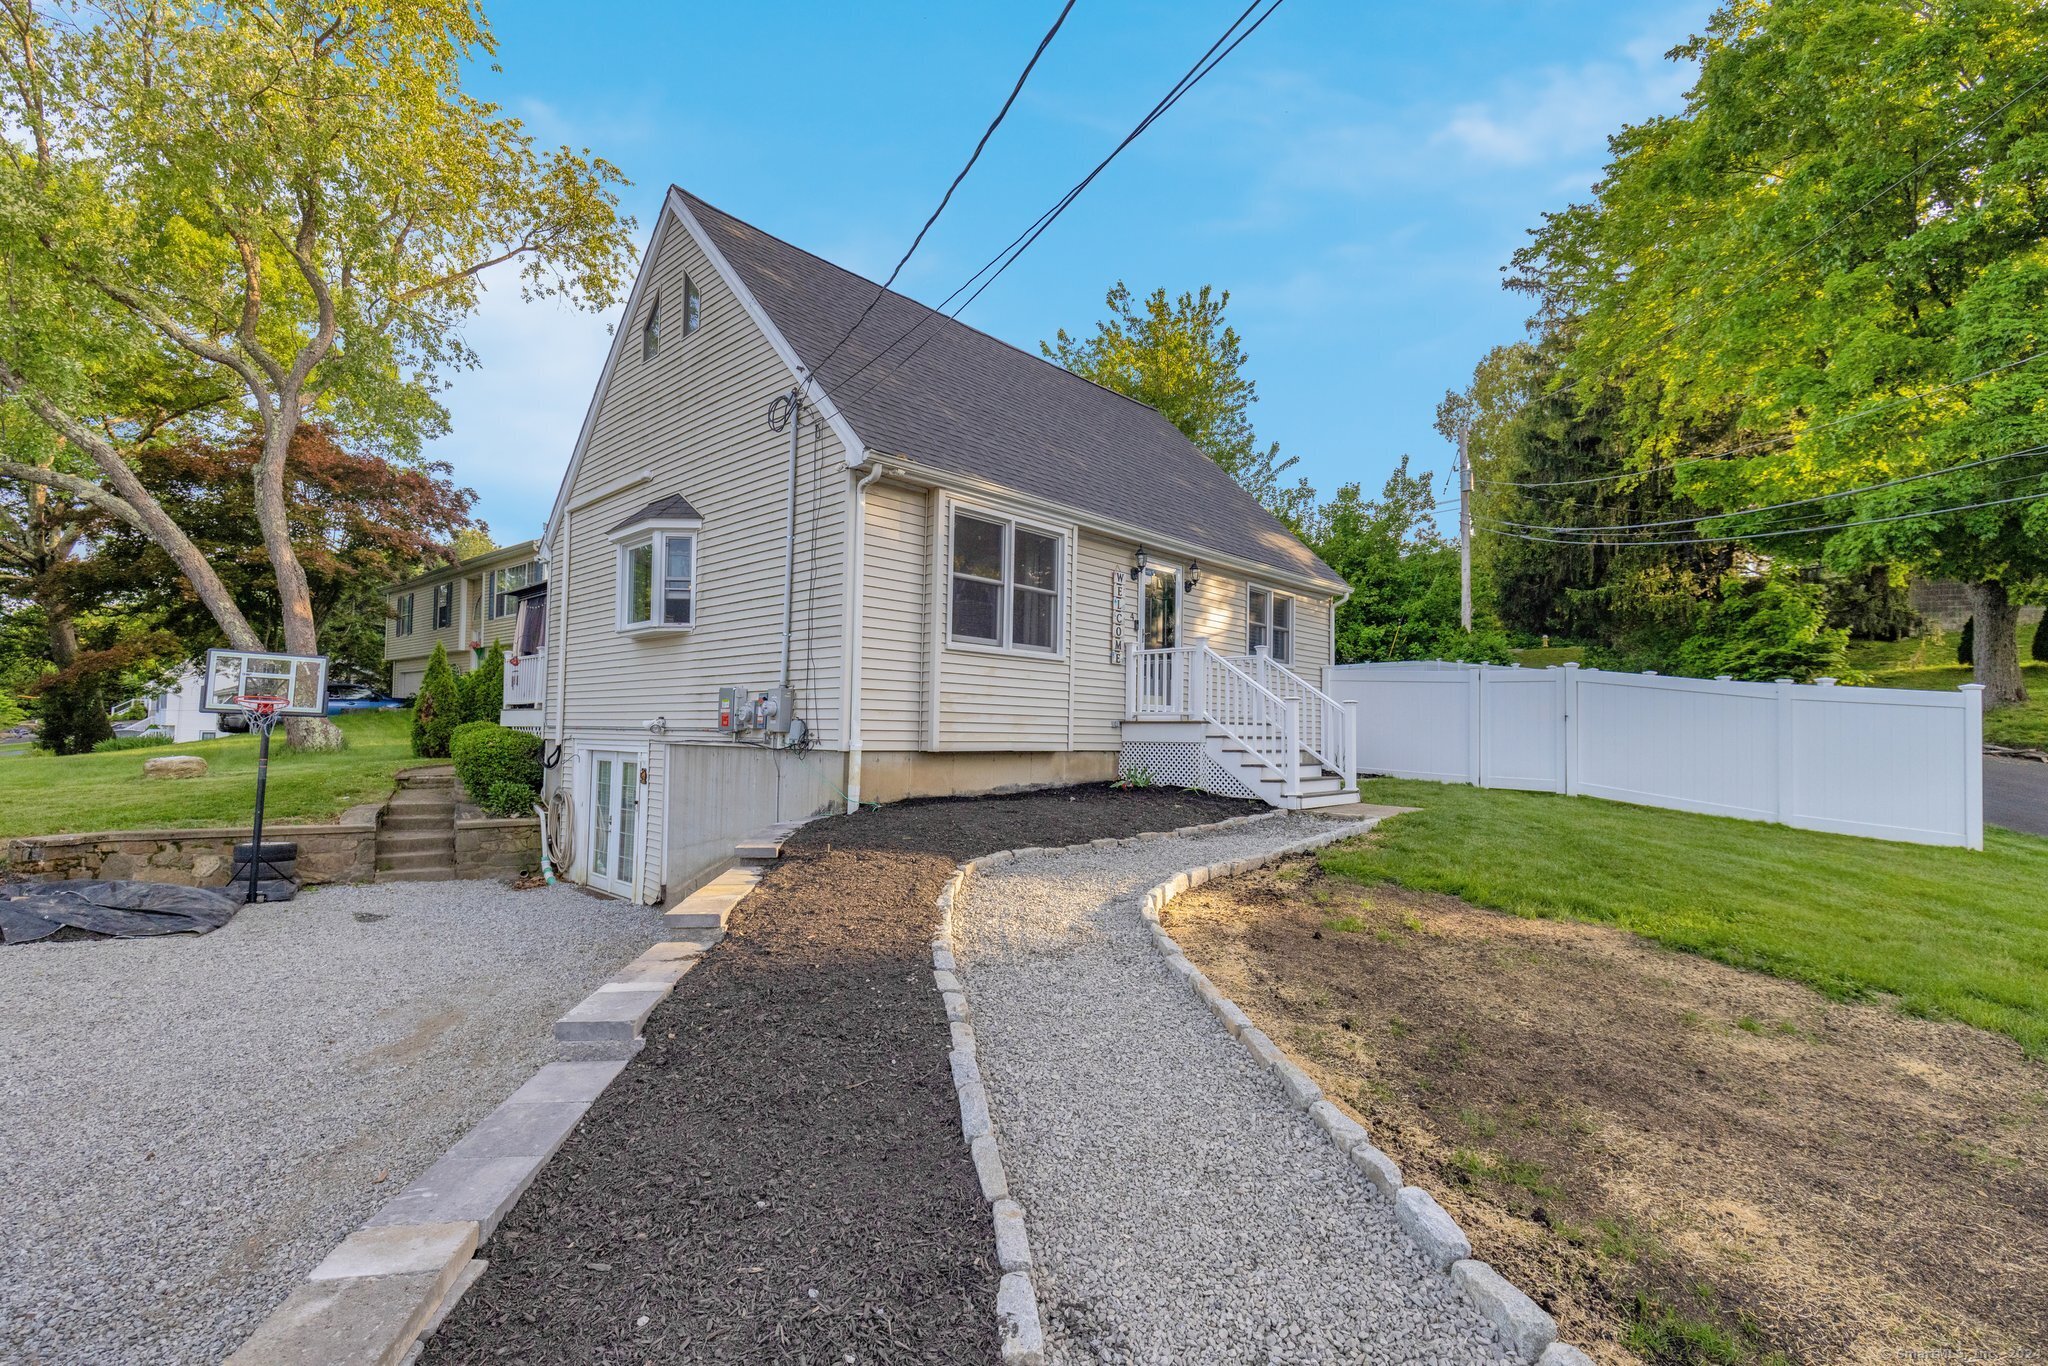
0, 880, 666, 1366
955, 817, 1518, 1366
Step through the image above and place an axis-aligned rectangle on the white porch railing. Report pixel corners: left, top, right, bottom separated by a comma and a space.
1229, 651, 1356, 781
1126, 641, 1360, 798
503, 650, 545, 708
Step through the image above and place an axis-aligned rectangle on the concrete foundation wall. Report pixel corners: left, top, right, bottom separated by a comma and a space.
3, 820, 378, 887
660, 742, 849, 901
856, 749, 1118, 806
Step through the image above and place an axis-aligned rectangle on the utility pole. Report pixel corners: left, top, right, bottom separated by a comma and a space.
1457, 424, 1473, 633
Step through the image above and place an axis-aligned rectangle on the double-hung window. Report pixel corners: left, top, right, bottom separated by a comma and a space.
611, 500, 702, 635
395, 593, 414, 637
1248, 586, 1294, 663
432, 582, 453, 630
950, 508, 1062, 654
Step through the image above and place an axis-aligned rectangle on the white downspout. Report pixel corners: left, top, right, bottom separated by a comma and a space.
844, 462, 886, 812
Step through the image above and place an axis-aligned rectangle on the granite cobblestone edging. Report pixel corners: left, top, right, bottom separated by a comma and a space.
1137, 821, 1595, 1366
930, 809, 1288, 1366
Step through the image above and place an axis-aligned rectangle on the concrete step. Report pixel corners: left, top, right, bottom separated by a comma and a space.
382, 813, 450, 833
1292, 788, 1364, 810
1252, 773, 1350, 795
375, 867, 453, 882
377, 849, 454, 874
387, 792, 454, 809
380, 832, 453, 855
733, 820, 805, 865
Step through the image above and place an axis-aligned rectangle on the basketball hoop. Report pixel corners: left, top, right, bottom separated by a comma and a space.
233, 694, 288, 736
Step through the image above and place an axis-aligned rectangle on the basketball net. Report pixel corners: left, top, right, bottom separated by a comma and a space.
234, 694, 288, 735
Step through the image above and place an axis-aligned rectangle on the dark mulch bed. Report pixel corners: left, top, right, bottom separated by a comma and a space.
424, 785, 1256, 1365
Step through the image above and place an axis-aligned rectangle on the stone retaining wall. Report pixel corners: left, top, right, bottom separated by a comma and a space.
3, 817, 378, 887
453, 817, 541, 879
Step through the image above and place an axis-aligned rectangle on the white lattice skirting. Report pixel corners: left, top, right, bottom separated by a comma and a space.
1118, 740, 1256, 799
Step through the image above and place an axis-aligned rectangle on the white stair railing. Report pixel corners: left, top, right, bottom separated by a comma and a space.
1227, 651, 1358, 787
1128, 643, 1300, 796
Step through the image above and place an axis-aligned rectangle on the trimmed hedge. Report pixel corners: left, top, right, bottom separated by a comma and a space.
451, 720, 543, 817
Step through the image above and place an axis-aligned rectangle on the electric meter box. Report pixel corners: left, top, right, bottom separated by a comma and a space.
754, 685, 796, 734
717, 685, 745, 734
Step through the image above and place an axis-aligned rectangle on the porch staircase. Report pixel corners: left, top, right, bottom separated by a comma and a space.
375, 766, 457, 882
1120, 643, 1360, 811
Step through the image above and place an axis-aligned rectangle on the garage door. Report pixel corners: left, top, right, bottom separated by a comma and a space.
392, 664, 426, 699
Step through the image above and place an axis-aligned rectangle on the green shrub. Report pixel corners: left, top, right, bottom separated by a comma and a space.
2032, 616, 2048, 663
411, 644, 461, 758
1669, 573, 1849, 683
1957, 616, 1975, 666
92, 734, 174, 752
450, 720, 543, 816
462, 640, 505, 724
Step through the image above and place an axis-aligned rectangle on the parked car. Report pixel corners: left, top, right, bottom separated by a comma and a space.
324, 683, 405, 716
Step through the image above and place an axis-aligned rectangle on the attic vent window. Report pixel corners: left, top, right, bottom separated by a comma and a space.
682, 276, 701, 334
643, 296, 662, 361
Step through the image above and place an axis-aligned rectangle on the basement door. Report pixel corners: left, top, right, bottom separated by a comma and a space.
586, 749, 642, 900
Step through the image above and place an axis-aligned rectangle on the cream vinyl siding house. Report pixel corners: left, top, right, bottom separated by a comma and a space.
534, 187, 1352, 905
384, 540, 540, 697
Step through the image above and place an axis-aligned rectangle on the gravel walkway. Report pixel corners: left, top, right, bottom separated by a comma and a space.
956, 817, 1519, 1366
0, 880, 666, 1366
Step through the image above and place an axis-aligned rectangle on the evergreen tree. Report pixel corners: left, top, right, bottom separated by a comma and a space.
412, 645, 460, 758
462, 641, 505, 724
1957, 617, 1975, 667
2033, 616, 2048, 663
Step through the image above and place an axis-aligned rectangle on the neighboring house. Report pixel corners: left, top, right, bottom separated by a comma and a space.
117, 668, 217, 743
383, 540, 542, 697
528, 186, 1356, 905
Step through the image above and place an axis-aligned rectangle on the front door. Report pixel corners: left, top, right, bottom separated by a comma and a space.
1141, 566, 1180, 650
587, 749, 641, 899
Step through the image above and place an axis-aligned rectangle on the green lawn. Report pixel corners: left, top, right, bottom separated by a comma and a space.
1339, 777, 2048, 1056
1511, 645, 1585, 667
1848, 626, 2048, 750
0, 709, 419, 839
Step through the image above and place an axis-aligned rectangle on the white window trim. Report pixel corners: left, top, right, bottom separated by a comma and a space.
432, 582, 453, 630
1247, 583, 1296, 664
395, 593, 414, 637
611, 516, 702, 636
944, 500, 1066, 659
489, 561, 539, 620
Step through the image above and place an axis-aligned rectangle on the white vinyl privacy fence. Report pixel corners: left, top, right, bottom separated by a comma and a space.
1323, 662, 1985, 849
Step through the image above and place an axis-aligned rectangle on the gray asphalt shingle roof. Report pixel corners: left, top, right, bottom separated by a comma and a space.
609, 493, 704, 533
676, 188, 1343, 592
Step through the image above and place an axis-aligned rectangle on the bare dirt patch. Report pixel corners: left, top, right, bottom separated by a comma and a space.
1165, 856, 2048, 1365
422, 786, 1257, 1365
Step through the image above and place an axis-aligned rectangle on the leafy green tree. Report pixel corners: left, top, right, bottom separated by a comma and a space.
0, 0, 635, 746
1044, 282, 1314, 527
462, 640, 505, 724
1509, 0, 2048, 707
411, 644, 459, 758
1671, 574, 1850, 683
1307, 458, 1512, 664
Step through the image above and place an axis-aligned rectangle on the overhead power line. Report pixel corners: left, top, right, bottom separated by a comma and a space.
1475, 486, 2048, 549
1478, 350, 2048, 491
822, 0, 1285, 412
805, 0, 1078, 387
1484, 441, 2048, 535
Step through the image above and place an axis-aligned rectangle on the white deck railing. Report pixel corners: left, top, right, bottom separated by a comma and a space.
1126, 641, 1359, 798
503, 650, 545, 708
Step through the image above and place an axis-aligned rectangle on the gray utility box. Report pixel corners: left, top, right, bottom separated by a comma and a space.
753, 686, 795, 734
717, 685, 746, 734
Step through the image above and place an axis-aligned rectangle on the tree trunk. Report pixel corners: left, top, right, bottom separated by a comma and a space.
1967, 580, 2028, 707
253, 400, 345, 752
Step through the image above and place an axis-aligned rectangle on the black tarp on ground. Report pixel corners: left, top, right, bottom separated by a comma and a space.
0, 880, 242, 945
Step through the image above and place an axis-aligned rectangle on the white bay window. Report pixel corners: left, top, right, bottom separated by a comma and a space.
610, 499, 703, 635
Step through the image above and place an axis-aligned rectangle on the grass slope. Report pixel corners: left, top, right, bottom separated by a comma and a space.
0, 709, 417, 839
1339, 778, 2048, 1056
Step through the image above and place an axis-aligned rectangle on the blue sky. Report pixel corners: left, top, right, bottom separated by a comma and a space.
436, 0, 1709, 542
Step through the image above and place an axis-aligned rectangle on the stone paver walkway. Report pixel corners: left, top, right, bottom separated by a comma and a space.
955, 817, 1517, 1366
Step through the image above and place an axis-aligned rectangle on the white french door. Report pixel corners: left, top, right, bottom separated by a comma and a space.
586, 749, 642, 899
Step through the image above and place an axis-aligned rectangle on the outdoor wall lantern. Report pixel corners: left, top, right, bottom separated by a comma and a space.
1130, 546, 1150, 580
1186, 561, 1201, 587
